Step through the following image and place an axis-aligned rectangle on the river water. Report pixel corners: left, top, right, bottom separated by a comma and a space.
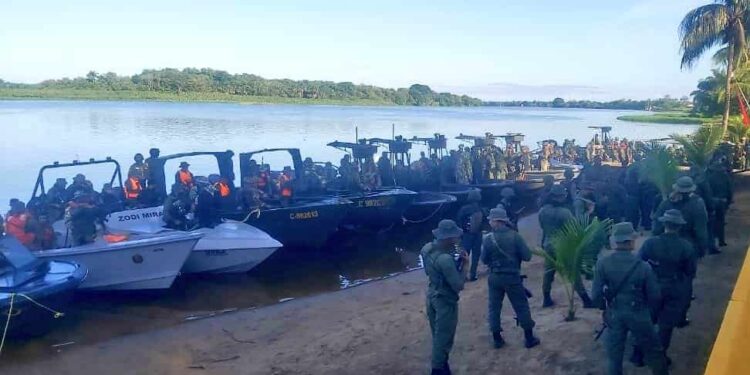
0, 100, 698, 362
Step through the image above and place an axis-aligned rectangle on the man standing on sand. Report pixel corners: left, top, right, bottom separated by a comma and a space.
456, 190, 484, 282
633, 210, 696, 367
591, 222, 668, 375
421, 219, 468, 375
539, 185, 594, 308
481, 208, 539, 349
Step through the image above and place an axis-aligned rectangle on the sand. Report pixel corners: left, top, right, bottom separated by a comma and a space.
5, 173, 750, 375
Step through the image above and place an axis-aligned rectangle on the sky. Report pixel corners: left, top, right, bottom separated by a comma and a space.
0, 0, 718, 101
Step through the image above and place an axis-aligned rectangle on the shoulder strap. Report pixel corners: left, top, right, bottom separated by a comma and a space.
486, 232, 512, 259
608, 260, 641, 302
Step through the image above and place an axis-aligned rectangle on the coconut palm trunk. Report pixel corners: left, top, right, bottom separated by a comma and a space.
724, 43, 734, 132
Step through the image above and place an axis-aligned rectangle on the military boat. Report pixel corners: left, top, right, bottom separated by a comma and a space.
147, 150, 352, 249
0, 235, 87, 337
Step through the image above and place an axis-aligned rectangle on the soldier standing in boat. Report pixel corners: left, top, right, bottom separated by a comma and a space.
175, 161, 195, 189
163, 183, 191, 230
421, 219, 468, 375
66, 193, 100, 246
377, 151, 395, 187
128, 153, 149, 186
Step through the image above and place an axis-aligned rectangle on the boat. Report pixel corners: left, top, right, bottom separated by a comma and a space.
434, 185, 481, 205
324, 141, 418, 230
147, 150, 352, 249
0, 235, 87, 337
332, 188, 418, 230
37, 228, 202, 291
28, 158, 203, 291
403, 192, 457, 225
106, 206, 282, 274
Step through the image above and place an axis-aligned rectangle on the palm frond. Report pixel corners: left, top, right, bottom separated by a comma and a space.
671, 124, 725, 168
679, 4, 729, 69
639, 146, 680, 200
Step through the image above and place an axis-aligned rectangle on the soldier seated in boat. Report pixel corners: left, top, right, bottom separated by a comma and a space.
100, 183, 124, 214
301, 157, 323, 193
5, 199, 38, 248
64, 173, 91, 202
164, 183, 191, 230
193, 176, 221, 228
65, 193, 101, 246
240, 176, 267, 210
276, 167, 295, 205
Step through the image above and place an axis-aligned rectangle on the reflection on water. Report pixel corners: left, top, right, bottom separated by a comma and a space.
0, 100, 698, 205
2, 225, 432, 364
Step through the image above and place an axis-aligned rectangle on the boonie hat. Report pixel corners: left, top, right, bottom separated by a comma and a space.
432, 219, 463, 240
611, 222, 637, 243
658, 209, 687, 225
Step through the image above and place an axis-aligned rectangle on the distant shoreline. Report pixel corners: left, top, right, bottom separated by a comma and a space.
616, 112, 713, 125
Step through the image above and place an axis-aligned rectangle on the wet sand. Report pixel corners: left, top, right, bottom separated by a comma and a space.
6, 174, 750, 374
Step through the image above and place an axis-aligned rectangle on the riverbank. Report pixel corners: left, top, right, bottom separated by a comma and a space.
0, 88, 398, 106
6, 173, 749, 375
617, 112, 713, 125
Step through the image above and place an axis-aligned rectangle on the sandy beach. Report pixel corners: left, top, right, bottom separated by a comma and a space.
5, 174, 749, 375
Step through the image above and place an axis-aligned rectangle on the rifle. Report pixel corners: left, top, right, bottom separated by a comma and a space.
594, 261, 641, 342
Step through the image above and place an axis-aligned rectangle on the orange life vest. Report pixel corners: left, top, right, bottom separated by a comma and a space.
279, 174, 293, 198
6, 213, 35, 246
178, 170, 194, 186
124, 177, 142, 200
216, 181, 230, 197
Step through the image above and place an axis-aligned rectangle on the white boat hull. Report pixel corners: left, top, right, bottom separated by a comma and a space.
108, 208, 282, 275
35, 233, 201, 291
183, 246, 278, 274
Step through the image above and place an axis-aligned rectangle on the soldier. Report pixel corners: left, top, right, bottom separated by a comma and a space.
456, 190, 484, 282
707, 160, 732, 247
497, 187, 521, 229
481, 208, 540, 349
624, 164, 641, 227
635, 210, 697, 366
591, 222, 668, 375
128, 153, 149, 185
163, 183, 191, 230
377, 151, 395, 187
65, 193, 101, 246
421, 219, 468, 375
690, 166, 717, 254
539, 185, 594, 308
536, 174, 556, 208
652, 176, 708, 327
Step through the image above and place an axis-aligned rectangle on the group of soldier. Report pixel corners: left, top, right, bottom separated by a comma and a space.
420, 146, 735, 375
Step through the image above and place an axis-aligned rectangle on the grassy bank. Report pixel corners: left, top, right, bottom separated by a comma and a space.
617, 112, 714, 125
0, 88, 395, 106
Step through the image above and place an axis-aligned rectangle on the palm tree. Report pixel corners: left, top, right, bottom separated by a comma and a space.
639, 144, 681, 200
533, 216, 612, 322
671, 124, 726, 168
680, 1, 750, 131
728, 117, 750, 142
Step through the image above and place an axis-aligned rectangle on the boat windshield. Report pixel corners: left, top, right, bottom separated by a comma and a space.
0, 235, 38, 271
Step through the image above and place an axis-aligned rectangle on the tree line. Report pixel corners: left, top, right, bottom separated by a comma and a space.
486, 96, 691, 111
0, 68, 483, 107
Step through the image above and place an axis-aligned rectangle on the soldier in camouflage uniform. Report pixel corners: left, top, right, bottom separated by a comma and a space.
421, 219, 468, 375
652, 176, 708, 327
539, 185, 594, 308
706, 160, 732, 247
457, 190, 485, 281
481, 208, 540, 349
634, 210, 696, 366
592, 222, 668, 375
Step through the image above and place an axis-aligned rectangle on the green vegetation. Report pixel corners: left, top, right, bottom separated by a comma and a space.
532, 216, 611, 322
616, 112, 713, 125
680, 1, 750, 130
671, 124, 725, 169
487, 96, 691, 111
0, 68, 483, 107
639, 145, 681, 200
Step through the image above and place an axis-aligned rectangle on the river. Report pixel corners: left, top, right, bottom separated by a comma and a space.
0, 100, 697, 362
0, 100, 697, 205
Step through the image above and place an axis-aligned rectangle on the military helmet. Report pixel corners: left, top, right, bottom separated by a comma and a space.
487, 207, 510, 222
611, 222, 637, 243
467, 190, 482, 203
658, 209, 687, 225
672, 176, 696, 193
432, 219, 463, 240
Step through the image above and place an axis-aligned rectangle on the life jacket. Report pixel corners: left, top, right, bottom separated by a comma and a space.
124, 177, 142, 200
6, 213, 35, 246
178, 170, 194, 186
215, 181, 230, 197
279, 174, 293, 198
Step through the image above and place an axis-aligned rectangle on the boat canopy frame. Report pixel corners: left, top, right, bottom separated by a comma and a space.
31, 157, 123, 200
150, 150, 235, 198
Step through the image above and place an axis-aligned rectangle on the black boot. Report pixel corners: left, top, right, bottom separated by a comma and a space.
430, 369, 445, 375
492, 331, 505, 349
443, 362, 452, 375
542, 295, 555, 308
629, 346, 645, 367
524, 328, 540, 348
